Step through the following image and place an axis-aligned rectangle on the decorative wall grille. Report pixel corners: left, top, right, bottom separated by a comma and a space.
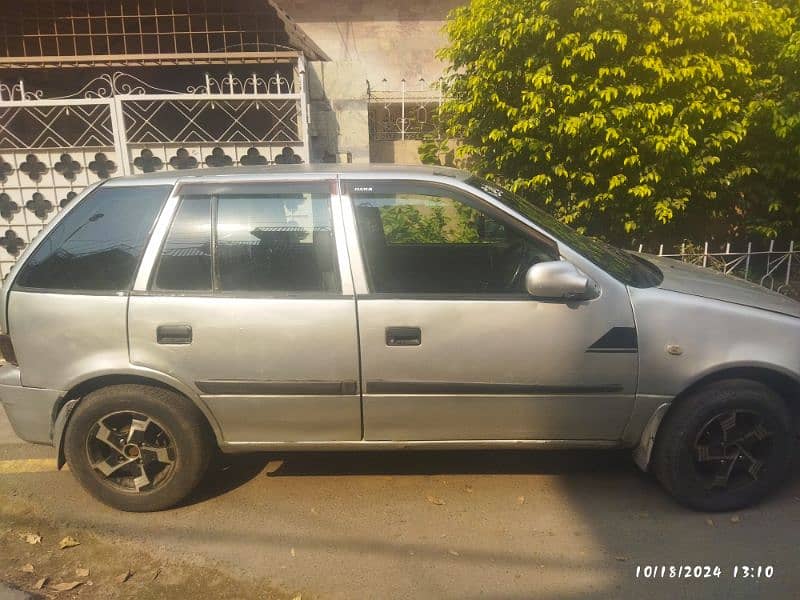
1, 0, 306, 59
0, 63, 310, 276
0, 104, 115, 148
367, 78, 441, 142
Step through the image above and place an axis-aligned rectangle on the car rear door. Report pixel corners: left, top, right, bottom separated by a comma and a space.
342, 177, 638, 442
128, 178, 361, 444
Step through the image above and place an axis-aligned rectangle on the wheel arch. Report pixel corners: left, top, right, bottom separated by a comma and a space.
634, 364, 800, 471
53, 370, 222, 469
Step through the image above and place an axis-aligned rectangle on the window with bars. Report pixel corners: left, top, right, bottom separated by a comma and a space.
0, 0, 293, 58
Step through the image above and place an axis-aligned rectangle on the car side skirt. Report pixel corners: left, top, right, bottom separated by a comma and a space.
218, 439, 624, 453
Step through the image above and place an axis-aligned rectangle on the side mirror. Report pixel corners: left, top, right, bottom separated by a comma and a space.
525, 261, 599, 301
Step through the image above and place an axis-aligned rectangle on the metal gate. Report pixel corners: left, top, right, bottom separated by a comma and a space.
0, 60, 310, 276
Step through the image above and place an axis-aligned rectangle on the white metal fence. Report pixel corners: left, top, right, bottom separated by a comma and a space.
636, 241, 798, 296
0, 61, 310, 276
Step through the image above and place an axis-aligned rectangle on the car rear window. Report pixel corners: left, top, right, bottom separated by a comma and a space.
14, 185, 170, 292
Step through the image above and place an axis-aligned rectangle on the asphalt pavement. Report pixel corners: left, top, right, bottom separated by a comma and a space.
1, 405, 799, 599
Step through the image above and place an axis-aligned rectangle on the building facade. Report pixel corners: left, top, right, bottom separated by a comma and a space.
0, 0, 460, 274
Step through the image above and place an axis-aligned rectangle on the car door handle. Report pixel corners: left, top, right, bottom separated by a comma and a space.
157, 324, 192, 345
386, 326, 421, 346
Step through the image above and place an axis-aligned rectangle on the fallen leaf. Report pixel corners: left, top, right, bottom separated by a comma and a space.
75, 568, 90, 577
292, 595, 302, 600
615, 556, 628, 562
151, 568, 160, 581
115, 569, 132, 584
58, 536, 80, 550
516, 496, 525, 505
51, 581, 82, 592
730, 515, 741, 524
706, 518, 715, 527
310, 508, 318, 515
464, 485, 473, 493
290, 547, 296, 557
426, 495, 445, 506
448, 550, 460, 556
34, 578, 47, 590
20, 533, 41, 545
20, 563, 34, 573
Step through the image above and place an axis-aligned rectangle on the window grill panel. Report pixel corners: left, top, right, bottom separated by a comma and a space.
0, 0, 292, 59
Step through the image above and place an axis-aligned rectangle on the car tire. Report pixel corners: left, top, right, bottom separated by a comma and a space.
64, 384, 212, 512
652, 379, 794, 512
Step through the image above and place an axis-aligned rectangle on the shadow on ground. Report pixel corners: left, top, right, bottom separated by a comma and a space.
188, 446, 800, 507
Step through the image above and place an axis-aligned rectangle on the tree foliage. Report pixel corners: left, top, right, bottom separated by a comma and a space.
435, 0, 800, 244
379, 201, 483, 243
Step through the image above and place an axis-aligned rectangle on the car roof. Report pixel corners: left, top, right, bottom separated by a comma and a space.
102, 163, 471, 186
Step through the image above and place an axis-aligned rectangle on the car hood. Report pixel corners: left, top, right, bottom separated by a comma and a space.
643, 255, 800, 319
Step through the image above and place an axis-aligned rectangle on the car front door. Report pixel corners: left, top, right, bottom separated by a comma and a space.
343, 177, 637, 441
128, 179, 361, 444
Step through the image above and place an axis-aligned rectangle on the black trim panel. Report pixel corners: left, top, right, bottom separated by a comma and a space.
197, 380, 358, 395
156, 324, 192, 344
366, 381, 624, 395
587, 326, 638, 353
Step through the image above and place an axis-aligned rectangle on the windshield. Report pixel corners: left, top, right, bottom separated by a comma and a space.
466, 177, 663, 288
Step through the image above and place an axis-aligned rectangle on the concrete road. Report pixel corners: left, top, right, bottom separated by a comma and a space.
1, 405, 799, 599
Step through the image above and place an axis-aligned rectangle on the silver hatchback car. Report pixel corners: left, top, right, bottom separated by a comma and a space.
0, 165, 797, 512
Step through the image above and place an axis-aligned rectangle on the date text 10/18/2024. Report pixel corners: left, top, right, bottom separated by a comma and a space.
636, 565, 774, 579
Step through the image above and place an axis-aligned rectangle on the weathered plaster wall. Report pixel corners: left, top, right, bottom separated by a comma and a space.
278, 0, 461, 82
277, 0, 464, 162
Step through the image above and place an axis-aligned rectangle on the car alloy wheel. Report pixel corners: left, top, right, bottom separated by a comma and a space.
85, 411, 177, 493
692, 409, 774, 492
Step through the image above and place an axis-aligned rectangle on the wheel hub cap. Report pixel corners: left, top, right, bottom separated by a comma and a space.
123, 444, 141, 459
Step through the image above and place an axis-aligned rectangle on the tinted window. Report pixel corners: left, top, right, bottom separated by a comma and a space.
467, 177, 663, 287
16, 185, 169, 291
351, 182, 557, 294
216, 189, 339, 293
154, 197, 212, 291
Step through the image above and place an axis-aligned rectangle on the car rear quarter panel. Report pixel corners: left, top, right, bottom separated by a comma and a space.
8, 291, 130, 391
629, 287, 800, 398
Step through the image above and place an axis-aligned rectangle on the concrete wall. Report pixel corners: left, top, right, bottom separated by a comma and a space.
278, 0, 462, 82
278, 0, 464, 163
369, 140, 425, 164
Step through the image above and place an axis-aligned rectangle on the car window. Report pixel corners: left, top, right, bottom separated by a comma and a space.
153, 196, 212, 291
15, 185, 170, 292
349, 181, 557, 295
151, 185, 340, 294
216, 190, 339, 293
467, 176, 663, 288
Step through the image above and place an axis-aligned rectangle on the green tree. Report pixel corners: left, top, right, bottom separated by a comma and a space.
379, 200, 486, 244
435, 0, 800, 245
